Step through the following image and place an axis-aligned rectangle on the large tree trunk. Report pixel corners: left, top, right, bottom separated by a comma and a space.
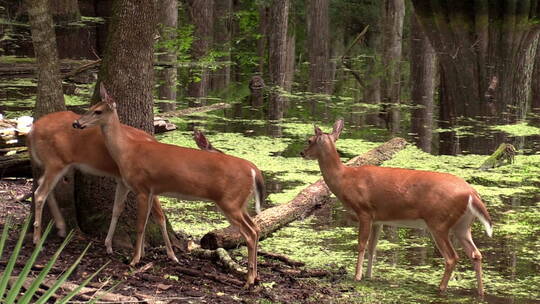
412, 1, 540, 123
76, 0, 177, 251
267, 0, 289, 120
307, 0, 331, 94
156, 0, 178, 112
187, 0, 213, 107
210, 0, 232, 92
410, 12, 436, 153
201, 137, 408, 250
25, 0, 71, 236
25, 0, 66, 119
380, 0, 405, 134
532, 38, 540, 114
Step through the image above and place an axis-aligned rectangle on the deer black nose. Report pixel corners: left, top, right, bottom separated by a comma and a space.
300, 151, 305, 157
72, 120, 84, 129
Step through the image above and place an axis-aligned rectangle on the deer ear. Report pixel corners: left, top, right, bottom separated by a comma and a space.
99, 82, 109, 101
314, 125, 323, 136
330, 119, 344, 141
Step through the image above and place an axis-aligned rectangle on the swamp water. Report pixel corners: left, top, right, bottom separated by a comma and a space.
1, 77, 540, 303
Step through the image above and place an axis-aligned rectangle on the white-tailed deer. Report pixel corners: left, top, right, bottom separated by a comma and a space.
73, 84, 265, 286
27, 111, 178, 263
301, 120, 493, 296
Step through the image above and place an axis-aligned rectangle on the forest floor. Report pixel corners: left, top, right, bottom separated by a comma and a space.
0, 179, 358, 304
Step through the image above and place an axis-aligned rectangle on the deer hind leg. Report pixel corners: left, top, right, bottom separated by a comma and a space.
33, 166, 67, 244
46, 193, 66, 237
366, 224, 382, 279
151, 196, 178, 263
105, 181, 129, 254
130, 192, 153, 266
224, 207, 259, 287
430, 229, 459, 293
355, 216, 373, 281
454, 225, 484, 296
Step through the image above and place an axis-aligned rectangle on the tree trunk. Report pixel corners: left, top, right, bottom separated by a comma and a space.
257, 5, 269, 75
77, 0, 177, 250
187, 0, 213, 107
412, 0, 540, 123
156, 0, 178, 112
532, 38, 540, 113
210, 0, 232, 92
380, 0, 405, 134
410, 12, 436, 153
49, 0, 80, 24
25, 0, 66, 119
363, 27, 382, 126
307, 0, 331, 94
25, 0, 71, 234
267, 0, 289, 120
284, 28, 296, 93
201, 137, 408, 250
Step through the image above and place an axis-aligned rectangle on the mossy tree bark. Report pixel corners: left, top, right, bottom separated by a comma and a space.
412, 0, 540, 123
76, 0, 183, 251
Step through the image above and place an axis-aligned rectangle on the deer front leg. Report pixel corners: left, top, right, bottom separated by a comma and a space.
33, 167, 64, 244
366, 224, 382, 279
355, 216, 373, 281
130, 192, 153, 266
151, 196, 178, 263
105, 181, 129, 254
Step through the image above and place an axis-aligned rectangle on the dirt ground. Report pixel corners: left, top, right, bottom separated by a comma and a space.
0, 179, 356, 303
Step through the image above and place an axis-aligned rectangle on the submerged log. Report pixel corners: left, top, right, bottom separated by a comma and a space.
201, 137, 408, 250
480, 143, 517, 170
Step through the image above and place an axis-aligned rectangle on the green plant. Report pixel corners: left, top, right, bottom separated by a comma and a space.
0, 216, 110, 303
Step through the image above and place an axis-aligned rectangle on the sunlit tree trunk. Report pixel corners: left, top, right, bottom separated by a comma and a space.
78, 0, 178, 249
210, 0, 232, 92
412, 0, 540, 123
187, 0, 213, 107
156, 0, 178, 112
307, 0, 331, 94
380, 0, 405, 134
267, 0, 289, 120
410, 12, 436, 153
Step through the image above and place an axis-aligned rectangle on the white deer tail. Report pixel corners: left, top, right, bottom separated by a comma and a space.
468, 194, 493, 237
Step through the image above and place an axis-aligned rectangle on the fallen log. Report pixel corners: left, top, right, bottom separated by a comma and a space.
201, 137, 408, 250
0, 150, 31, 177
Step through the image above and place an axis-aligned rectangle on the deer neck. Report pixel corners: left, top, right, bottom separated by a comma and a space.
100, 111, 127, 163
316, 142, 345, 191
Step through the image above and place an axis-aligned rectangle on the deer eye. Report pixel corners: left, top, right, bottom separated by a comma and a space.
94, 110, 102, 115
308, 139, 312, 144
